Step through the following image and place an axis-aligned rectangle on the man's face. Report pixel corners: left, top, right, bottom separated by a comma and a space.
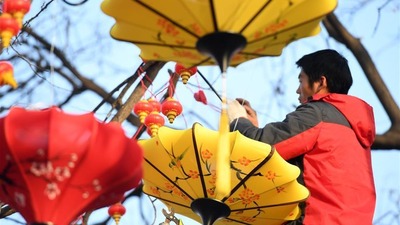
296, 70, 318, 104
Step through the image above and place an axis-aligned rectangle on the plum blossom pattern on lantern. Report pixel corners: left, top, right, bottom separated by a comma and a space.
225, 154, 286, 213
27, 148, 102, 201
149, 142, 287, 208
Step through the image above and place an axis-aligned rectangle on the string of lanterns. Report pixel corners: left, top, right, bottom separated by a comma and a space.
133, 63, 197, 137
0, 0, 31, 89
0, 0, 31, 48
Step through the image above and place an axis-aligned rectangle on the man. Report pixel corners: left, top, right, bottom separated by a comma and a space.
228, 49, 376, 224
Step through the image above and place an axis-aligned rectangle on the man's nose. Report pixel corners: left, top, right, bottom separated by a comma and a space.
296, 86, 300, 94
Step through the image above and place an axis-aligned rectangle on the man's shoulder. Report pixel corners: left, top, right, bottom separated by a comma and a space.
300, 99, 351, 127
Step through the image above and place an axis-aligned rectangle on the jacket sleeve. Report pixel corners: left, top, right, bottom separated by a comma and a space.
230, 103, 322, 160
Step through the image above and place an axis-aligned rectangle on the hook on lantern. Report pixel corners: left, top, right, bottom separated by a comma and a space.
160, 208, 184, 225
108, 202, 126, 225
174, 63, 197, 85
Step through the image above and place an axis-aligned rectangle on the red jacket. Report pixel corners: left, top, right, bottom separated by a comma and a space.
230, 93, 376, 225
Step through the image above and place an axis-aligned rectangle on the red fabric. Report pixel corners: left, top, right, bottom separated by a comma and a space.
275, 94, 376, 225
0, 107, 143, 225
194, 90, 207, 105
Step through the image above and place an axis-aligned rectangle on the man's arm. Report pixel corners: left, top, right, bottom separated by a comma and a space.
230, 103, 323, 160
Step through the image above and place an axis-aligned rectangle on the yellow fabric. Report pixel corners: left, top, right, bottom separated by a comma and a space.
215, 109, 230, 198
101, 0, 337, 67
139, 124, 309, 225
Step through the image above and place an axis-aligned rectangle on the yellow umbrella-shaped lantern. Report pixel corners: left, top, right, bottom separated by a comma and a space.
139, 124, 309, 225
101, 0, 337, 68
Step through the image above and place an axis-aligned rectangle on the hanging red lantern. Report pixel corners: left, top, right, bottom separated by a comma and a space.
174, 63, 197, 84
148, 98, 161, 113
133, 99, 153, 123
0, 107, 143, 225
0, 61, 17, 88
3, 0, 31, 28
108, 202, 126, 225
144, 111, 165, 137
162, 97, 183, 124
0, 13, 20, 48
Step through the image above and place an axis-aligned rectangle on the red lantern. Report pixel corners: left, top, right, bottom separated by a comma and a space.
0, 107, 143, 225
0, 13, 20, 48
174, 63, 197, 84
162, 97, 183, 124
144, 111, 165, 137
0, 61, 17, 88
3, 0, 31, 28
148, 98, 161, 113
108, 202, 126, 225
133, 99, 153, 123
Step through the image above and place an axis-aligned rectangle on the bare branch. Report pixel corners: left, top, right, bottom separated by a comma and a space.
323, 13, 400, 149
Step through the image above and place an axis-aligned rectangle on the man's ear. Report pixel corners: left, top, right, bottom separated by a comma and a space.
315, 75, 329, 93
320, 75, 328, 88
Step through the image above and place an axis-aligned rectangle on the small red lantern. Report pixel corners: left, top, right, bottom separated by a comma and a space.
161, 97, 183, 124
148, 98, 161, 113
174, 63, 197, 84
133, 99, 153, 123
0, 61, 17, 88
144, 111, 165, 137
3, 0, 31, 28
108, 202, 126, 225
0, 13, 20, 48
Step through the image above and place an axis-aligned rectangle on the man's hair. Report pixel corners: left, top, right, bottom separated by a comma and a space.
296, 49, 353, 94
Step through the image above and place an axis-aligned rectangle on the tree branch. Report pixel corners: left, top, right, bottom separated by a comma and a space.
323, 13, 400, 150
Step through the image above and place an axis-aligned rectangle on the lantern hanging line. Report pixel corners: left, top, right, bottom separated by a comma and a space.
196, 70, 222, 102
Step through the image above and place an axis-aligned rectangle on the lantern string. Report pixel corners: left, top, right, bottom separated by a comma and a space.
167, 72, 177, 97
147, 68, 178, 99
183, 78, 222, 113
132, 123, 145, 140
197, 69, 222, 102
140, 73, 159, 99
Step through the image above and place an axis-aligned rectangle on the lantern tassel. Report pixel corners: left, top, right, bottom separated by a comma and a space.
215, 101, 230, 198
216, 70, 230, 198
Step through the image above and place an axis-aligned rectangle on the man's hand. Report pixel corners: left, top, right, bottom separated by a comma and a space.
227, 99, 247, 123
236, 98, 259, 127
